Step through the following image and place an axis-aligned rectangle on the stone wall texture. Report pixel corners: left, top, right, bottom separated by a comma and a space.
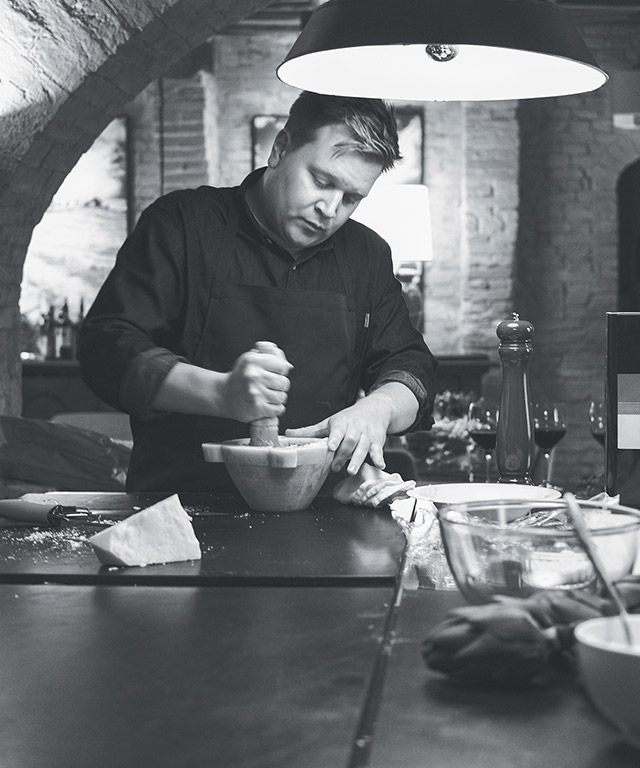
1, 1, 640, 489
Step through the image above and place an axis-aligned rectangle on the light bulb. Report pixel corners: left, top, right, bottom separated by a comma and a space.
424, 44, 459, 62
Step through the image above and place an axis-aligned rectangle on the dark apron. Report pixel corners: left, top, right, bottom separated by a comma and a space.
127, 204, 358, 491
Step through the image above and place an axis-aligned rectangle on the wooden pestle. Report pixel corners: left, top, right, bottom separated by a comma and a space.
249, 417, 281, 447
249, 342, 286, 447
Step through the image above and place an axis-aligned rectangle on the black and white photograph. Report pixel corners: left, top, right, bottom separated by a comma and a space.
0, 2, 639, 767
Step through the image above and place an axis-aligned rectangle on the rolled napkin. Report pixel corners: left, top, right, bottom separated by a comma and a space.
519, 589, 614, 649
610, 576, 640, 612
333, 462, 415, 507
422, 601, 554, 684
422, 587, 622, 685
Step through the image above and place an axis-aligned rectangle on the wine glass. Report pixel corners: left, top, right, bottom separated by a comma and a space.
533, 402, 567, 487
467, 401, 499, 483
589, 400, 606, 447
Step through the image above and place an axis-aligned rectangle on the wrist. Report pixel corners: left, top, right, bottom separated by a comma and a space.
365, 388, 397, 431
205, 369, 230, 417
368, 381, 418, 434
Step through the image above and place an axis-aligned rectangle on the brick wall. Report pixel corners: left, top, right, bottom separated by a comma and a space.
126, 74, 211, 221
518, 12, 640, 485
211, 32, 301, 186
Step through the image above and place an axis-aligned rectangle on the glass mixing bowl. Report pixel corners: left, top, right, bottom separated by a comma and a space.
438, 498, 640, 604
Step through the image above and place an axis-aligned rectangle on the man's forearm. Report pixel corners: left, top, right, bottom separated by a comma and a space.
364, 381, 419, 434
150, 362, 228, 416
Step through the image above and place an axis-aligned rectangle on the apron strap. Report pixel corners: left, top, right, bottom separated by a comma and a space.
211, 196, 240, 287
193, 198, 240, 362
333, 246, 356, 311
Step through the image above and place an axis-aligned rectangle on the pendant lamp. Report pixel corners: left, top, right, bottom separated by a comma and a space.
277, 0, 608, 101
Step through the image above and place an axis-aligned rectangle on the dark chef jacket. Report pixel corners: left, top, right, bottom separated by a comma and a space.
78, 169, 438, 492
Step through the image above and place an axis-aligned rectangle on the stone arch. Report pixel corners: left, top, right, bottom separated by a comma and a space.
0, 0, 275, 414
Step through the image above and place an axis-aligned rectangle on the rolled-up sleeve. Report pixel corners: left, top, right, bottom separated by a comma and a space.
120, 348, 187, 419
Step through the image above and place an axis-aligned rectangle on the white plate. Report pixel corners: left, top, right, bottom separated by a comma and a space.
408, 482, 562, 506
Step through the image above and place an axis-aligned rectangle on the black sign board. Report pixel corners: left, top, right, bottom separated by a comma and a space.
606, 312, 640, 506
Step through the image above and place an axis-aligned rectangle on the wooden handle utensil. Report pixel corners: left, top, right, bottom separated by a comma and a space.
249, 341, 287, 447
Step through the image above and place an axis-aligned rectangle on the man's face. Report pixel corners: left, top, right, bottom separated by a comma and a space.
261, 123, 383, 253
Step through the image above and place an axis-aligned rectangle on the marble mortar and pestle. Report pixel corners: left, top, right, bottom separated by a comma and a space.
202, 342, 334, 512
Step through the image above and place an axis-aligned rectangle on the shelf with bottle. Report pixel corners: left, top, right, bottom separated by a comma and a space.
38, 298, 85, 361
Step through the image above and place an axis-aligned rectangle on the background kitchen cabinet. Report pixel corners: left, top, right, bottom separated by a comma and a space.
21, 356, 492, 424
21, 361, 114, 419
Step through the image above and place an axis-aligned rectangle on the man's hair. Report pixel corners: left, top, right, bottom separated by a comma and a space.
284, 91, 401, 172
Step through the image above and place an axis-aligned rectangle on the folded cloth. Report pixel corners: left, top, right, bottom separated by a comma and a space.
422, 585, 632, 685
422, 601, 554, 685
609, 576, 640, 612
333, 462, 415, 507
514, 590, 614, 650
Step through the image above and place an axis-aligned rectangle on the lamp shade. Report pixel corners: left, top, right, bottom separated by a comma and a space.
277, 0, 608, 101
351, 184, 432, 265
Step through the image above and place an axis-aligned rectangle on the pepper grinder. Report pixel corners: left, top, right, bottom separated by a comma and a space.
496, 313, 535, 484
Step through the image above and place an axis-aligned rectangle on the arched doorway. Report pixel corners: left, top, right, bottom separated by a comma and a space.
0, 0, 279, 416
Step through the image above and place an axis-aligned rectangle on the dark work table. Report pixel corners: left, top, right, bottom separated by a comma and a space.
370, 590, 639, 768
0, 583, 394, 768
0, 492, 404, 585
0, 489, 637, 767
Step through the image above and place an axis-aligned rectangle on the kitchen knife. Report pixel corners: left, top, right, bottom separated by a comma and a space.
0, 498, 125, 526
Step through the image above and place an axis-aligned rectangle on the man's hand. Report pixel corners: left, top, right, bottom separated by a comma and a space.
222, 341, 293, 423
286, 382, 419, 475
150, 341, 292, 422
285, 392, 393, 475
288, 397, 391, 474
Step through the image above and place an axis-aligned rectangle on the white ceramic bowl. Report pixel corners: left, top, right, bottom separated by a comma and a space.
409, 482, 561, 508
575, 616, 640, 751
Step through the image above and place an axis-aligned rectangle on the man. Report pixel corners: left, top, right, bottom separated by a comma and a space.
78, 91, 437, 492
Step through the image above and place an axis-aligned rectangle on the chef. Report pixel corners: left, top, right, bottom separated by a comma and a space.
78, 91, 437, 492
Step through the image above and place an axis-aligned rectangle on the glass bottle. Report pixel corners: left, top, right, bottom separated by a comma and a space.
58, 300, 73, 359
45, 305, 58, 360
